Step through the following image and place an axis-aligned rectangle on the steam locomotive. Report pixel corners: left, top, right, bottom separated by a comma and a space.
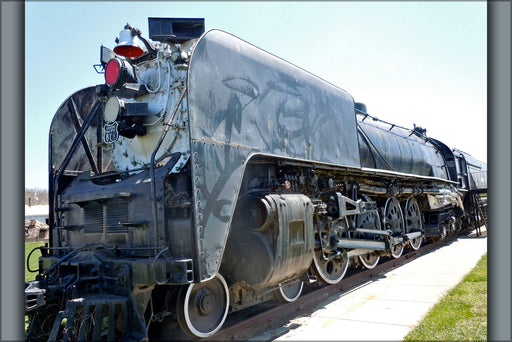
25, 18, 487, 341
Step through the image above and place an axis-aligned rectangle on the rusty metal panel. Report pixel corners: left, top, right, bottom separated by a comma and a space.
187, 30, 360, 280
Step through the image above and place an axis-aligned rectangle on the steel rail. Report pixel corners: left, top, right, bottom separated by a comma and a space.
211, 230, 468, 341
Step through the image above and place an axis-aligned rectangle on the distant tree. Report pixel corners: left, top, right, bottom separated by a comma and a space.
25, 188, 49, 206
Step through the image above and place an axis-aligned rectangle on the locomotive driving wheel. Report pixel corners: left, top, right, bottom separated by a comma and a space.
355, 195, 382, 269
383, 197, 405, 259
176, 274, 230, 338
403, 197, 423, 250
276, 280, 304, 302
311, 248, 349, 285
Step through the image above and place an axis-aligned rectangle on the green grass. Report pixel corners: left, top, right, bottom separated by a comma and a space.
25, 242, 45, 335
405, 254, 487, 341
25, 241, 45, 282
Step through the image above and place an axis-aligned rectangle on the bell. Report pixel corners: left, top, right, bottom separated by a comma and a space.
114, 29, 144, 58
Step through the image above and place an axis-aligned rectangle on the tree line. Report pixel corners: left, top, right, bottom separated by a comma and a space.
25, 188, 49, 206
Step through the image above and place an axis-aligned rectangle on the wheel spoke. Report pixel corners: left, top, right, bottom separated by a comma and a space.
391, 243, 404, 258
355, 195, 381, 269
383, 197, 405, 258
359, 252, 380, 269
311, 249, 349, 285
403, 197, 423, 251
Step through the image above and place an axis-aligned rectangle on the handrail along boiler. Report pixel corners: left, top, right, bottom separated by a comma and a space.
25, 18, 487, 341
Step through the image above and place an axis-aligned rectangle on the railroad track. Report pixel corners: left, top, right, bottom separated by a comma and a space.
211, 231, 465, 341
149, 230, 473, 341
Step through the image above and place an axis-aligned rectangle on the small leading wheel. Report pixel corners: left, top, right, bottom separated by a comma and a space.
276, 280, 304, 303
176, 274, 230, 338
403, 197, 423, 251
383, 197, 405, 259
311, 249, 349, 285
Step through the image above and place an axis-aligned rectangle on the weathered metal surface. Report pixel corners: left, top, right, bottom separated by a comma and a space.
220, 194, 314, 289
58, 152, 181, 250
187, 29, 360, 280
49, 87, 111, 176
357, 116, 449, 179
454, 149, 487, 191
49, 87, 111, 249
429, 138, 458, 181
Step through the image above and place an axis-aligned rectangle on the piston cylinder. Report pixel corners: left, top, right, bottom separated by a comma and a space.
221, 194, 314, 289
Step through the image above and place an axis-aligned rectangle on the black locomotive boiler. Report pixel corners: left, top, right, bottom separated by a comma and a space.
25, 18, 487, 341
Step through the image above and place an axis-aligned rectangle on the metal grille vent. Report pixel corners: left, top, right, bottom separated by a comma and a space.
83, 202, 103, 233
82, 198, 129, 233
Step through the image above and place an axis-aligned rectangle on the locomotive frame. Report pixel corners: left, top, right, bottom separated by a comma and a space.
25, 18, 487, 341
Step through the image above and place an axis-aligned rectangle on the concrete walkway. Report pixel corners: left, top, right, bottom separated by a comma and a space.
254, 228, 487, 341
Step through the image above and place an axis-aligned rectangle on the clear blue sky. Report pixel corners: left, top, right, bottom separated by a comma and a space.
25, 1, 487, 189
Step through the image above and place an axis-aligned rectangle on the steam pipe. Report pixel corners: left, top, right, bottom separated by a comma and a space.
150, 86, 187, 247
358, 184, 387, 195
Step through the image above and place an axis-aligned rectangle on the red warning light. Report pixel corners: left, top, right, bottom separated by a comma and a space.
105, 59, 120, 86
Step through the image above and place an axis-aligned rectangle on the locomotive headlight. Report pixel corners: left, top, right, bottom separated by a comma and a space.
104, 96, 125, 122
104, 58, 137, 89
